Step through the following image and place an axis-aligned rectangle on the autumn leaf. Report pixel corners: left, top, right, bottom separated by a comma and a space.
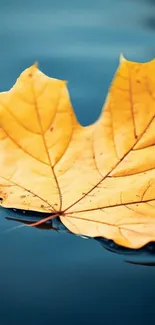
1, 57, 155, 249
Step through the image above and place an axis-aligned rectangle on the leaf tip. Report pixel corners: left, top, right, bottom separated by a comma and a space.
26, 63, 39, 78
34, 61, 38, 68
119, 53, 126, 63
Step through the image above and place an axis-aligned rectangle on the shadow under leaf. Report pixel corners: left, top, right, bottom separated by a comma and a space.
4, 207, 155, 266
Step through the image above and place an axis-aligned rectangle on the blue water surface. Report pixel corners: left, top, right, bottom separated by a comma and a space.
0, 0, 155, 324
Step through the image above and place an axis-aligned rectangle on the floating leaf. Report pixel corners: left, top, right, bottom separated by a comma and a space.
1, 58, 155, 248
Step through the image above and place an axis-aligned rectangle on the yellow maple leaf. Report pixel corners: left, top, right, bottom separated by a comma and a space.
1, 57, 155, 249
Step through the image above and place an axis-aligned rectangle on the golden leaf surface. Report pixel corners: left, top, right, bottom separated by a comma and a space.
1, 58, 155, 248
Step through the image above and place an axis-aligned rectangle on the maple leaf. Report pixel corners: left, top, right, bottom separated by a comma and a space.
1, 57, 155, 249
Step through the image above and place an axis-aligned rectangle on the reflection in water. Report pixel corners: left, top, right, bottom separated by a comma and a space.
147, 0, 155, 5
142, 0, 155, 31
144, 17, 155, 31
5, 207, 155, 266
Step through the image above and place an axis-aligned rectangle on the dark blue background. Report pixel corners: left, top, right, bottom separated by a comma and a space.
0, 0, 155, 324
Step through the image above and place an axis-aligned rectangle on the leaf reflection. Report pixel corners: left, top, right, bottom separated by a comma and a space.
5, 208, 155, 267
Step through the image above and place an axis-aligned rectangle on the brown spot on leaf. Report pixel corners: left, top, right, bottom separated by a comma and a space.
50, 126, 54, 132
20, 195, 26, 198
0, 191, 7, 201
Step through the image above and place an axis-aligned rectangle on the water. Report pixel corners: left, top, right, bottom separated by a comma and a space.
0, 0, 155, 324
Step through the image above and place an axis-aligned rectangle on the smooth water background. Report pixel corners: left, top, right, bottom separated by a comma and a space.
0, 0, 155, 324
